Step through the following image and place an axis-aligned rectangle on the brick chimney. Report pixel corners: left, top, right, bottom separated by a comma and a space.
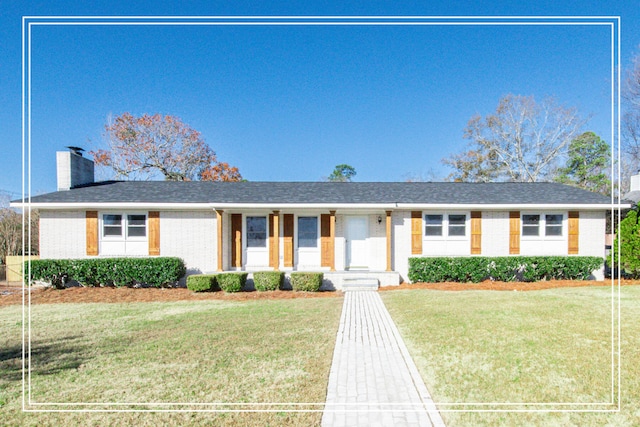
56, 146, 94, 191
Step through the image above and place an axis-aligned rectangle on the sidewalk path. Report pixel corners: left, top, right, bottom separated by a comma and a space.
321, 291, 446, 427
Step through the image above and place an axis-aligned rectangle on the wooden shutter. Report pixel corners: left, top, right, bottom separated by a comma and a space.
269, 214, 280, 269
411, 211, 422, 255
320, 214, 332, 267
86, 211, 98, 256
148, 211, 160, 256
568, 211, 579, 254
283, 214, 294, 267
470, 211, 482, 255
231, 214, 242, 268
509, 211, 520, 255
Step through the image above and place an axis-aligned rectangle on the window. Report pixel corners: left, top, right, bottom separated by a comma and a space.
102, 213, 147, 239
246, 216, 267, 248
103, 214, 123, 237
522, 214, 540, 236
298, 216, 318, 248
545, 214, 563, 236
424, 214, 443, 236
448, 214, 466, 236
521, 213, 564, 237
127, 214, 147, 237
424, 213, 467, 237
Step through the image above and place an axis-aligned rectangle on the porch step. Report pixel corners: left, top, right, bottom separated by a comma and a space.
341, 277, 379, 291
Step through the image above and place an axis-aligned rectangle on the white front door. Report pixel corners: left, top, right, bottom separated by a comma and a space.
346, 216, 369, 269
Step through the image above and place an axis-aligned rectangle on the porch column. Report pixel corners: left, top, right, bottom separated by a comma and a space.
216, 210, 224, 272
273, 210, 280, 270
385, 210, 392, 272
329, 210, 336, 271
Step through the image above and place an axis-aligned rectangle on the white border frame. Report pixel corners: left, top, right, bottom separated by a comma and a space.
21, 15, 621, 415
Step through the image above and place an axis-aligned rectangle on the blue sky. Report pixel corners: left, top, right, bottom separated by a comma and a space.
1, 1, 640, 199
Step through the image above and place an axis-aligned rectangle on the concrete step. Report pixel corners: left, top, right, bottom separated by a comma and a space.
342, 277, 379, 291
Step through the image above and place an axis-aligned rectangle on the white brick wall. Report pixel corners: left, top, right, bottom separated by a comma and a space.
392, 211, 411, 282
160, 211, 216, 274
367, 213, 387, 271
38, 207, 606, 281
39, 210, 86, 259
335, 215, 346, 271
481, 211, 510, 256
578, 211, 606, 257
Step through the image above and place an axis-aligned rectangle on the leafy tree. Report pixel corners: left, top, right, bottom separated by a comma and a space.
327, 164, 357, 182
553, 131, 611, 195
609, 204, 640, 278
443, 94, 587, 182
91, 113, 242, 182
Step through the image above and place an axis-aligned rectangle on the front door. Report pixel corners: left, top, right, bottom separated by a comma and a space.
346, 216, 368, 269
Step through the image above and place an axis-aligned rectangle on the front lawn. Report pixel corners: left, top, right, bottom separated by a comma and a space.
0, 298, 343, 426
382, 286, 640, 426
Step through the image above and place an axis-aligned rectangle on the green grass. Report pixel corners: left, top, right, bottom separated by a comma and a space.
0, 298, 343, 426
382, 286, 640, 426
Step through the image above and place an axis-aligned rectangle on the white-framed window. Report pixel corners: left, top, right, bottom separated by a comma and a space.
297, 216, 318, 248
522, 214, 540, 236
521, 213, 564, 238
101, 213, 147, 240
424, 214, 444, 236
246, 216, 267, 248
423, 212, 468, 238
448, 214, 466, 236
545, 214, 563, 236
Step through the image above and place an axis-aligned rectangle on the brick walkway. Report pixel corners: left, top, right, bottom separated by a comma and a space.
321, 291, 445, 427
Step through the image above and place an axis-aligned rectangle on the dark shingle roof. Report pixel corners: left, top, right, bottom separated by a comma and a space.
22, 181, 612, 205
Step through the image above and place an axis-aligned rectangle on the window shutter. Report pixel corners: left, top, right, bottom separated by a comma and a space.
411, 211, 422, 255
269, 214, 279, 268
509, 211, 520, 255
283, 214, 294, 267
231, 214, 242, 268
568, 211, 579, 254
470, 211, 482, 255
148, 211, 160, 256
320, 214, 331, 267
86, 211, 98, 256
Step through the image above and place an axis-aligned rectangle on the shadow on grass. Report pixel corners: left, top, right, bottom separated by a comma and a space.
0, 335, 90, 382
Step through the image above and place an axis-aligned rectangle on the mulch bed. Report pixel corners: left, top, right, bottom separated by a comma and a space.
379, 279, 640, 292
0, 284, 341, 306
1, 279, 637, 307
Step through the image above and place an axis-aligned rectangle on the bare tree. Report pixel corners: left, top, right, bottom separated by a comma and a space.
0, 208, 39, 264
622, 50, 640, 189
443, 94, 587, 182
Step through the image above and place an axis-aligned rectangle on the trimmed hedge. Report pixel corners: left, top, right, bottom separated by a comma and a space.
253, 271, 284, 291
26, 257, 186, 289
290, 272, 323, 292
217, 272, 248, 293
186, 274, 219, 292
408, 256, 604, 283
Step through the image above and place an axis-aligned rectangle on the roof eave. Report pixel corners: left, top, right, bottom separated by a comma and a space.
11, 201, 624, 210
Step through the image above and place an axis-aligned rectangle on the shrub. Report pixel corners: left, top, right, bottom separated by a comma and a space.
28, 259, 72, 289
290, 272, 323, 292
26, 257, 186, 288
253, 271, 284, 291
216, 272, 248, 293
408, 256, 603, 283
609, 204, 640, 278
186, 274, 219, 292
